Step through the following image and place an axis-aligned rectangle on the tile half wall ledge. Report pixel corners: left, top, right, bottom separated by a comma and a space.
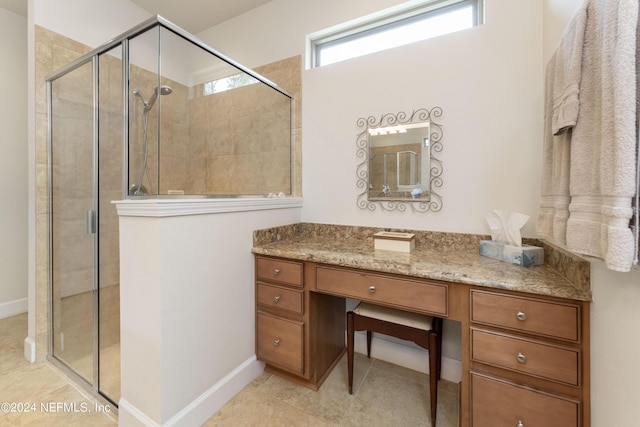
113, 197, 303, 217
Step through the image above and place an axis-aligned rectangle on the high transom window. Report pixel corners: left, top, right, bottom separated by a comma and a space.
308, 0, 483, 68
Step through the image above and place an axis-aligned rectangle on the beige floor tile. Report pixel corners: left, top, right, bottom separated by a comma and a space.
203, 385, 332, 427
341, 366, 432, 427
0, 314, 117, 427
1, 313, 458, 427
209, 352, 458, 427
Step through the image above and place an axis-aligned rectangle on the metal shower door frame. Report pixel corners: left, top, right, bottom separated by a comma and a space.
46, 54, 101, 398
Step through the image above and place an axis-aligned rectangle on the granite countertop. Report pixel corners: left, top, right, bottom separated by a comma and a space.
252, 223, 592, 302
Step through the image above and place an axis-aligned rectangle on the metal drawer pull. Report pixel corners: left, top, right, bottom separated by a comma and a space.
273, 268, 281, 276
273, 296, 280, 303
369, 286, 376, 293
517, 421, 525, 427
274, 339, 280, 347
517, 353, 527, 364
516, 311, 527, 321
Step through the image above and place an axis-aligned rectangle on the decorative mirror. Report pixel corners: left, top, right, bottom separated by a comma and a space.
356, 107, 443, 212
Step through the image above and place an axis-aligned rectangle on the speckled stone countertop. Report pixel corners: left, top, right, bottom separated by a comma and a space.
252, 223, 592, 301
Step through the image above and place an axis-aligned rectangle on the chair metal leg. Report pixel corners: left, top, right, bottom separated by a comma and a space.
366, 330, 372, 358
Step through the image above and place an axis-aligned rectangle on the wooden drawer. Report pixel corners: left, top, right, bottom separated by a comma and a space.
471, 372, 579, 427
257, 283, 303, 315
256, 257, 303, 287
471, 291, 579, 342
471, 328, 579, 386
316, 266, 447, 316
257, 311, 304, 375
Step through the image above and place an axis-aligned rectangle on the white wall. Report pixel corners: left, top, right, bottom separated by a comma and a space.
0, 7, 28, 319
543, 1, 640, 425
118, 203, 302, 425
303, 1, 543, 234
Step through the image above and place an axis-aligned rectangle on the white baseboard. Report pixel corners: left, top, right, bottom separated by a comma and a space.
118, 355, 264, 427
0, 297, 27, 319
354, 331, 462, 383
23, 336, 36, 363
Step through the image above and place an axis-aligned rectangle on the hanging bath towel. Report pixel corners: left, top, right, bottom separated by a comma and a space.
538, 0, 638, 272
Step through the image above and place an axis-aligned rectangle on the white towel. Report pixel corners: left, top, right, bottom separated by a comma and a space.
566, 0, 638, 272
551, 3, 588, 135
538, 5, 587, 244
538, 50, 573, 245
538, 0, 638, 272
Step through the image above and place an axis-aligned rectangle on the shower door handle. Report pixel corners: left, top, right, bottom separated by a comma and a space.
86, 210, 97, 234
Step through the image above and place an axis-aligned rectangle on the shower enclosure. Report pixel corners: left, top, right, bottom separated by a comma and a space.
47, 16, 293, 405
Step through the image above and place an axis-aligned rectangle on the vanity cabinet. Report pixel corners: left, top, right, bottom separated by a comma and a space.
253, 223, 591, 426
469, 289, 589, 427
253, 253, 591, 426
254, 255, 345, 390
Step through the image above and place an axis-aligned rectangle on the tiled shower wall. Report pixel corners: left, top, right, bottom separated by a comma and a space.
129, 54, 300, 196
35, 25, 302, 360
185, 70, 294, 195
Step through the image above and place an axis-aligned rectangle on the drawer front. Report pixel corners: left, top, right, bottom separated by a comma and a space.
471, 329, 579, 386
257, 311, 304, 375
256, 257, 303, 287
316, 266, 447, 316
471, 373, 579, 427
257, 283, 303, 315
471, 291, 579, 342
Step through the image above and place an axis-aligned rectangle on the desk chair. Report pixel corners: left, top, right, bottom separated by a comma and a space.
347, 302, 443, 426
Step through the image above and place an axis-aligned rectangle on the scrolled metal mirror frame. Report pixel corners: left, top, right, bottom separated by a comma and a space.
356, 107, 443, 213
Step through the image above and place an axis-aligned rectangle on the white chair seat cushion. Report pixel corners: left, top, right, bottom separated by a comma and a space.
353, 302, 433, 331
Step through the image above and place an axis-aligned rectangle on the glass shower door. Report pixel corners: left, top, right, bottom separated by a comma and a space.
97, 46, 123, 403
50, 59, 97, 386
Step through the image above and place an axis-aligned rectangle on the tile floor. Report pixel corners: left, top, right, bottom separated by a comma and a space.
0, 313, 459, 426
204, 354, 459, 427
0, 313, 117, 426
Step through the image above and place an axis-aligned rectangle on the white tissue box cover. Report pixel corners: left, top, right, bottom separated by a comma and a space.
479, 240, 543, 267
373, 231, 416, 253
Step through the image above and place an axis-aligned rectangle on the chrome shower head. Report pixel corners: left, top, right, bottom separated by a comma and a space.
132, 85, 172, 111
158, 85, 172, 96
145, 85, 173, 111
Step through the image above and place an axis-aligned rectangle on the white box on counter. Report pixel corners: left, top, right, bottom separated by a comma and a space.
373, 231, 416, 253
